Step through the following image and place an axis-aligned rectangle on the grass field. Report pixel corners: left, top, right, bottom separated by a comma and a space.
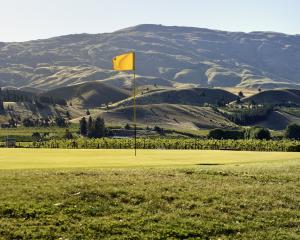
0, 149, 299, 239
0, 125, 80, 142
0, 149, 300, 169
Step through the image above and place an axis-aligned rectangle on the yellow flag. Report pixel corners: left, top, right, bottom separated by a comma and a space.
112, 52, 135, 71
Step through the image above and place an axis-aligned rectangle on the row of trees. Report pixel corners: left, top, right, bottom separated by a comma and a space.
223, 106, 273, 125
209, 124, 300, 140
23, 117, 68, 128
208, 126, 271, 140
79, 116, 107, 138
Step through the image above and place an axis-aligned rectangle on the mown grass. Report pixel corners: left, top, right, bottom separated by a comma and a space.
0, 150, 299, 239
0, 149, 299, 169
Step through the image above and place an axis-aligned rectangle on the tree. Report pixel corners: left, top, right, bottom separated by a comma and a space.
245, 126, 271, 140
8, 118, 17, 128
84, 116, 107, 138
64, 129, 73, 139
23, 118, 35, 127
124, 123, 131, 130
238, 91, 244, 98
41, 117, 50, 127
87, 116, 94, 138
32, 132, 42, 141
55, 117, 67, 127
0, 100, 4, 112
154, 126, 164, 135
285, 124, 300, 140
79, 117, 87, 136
208, 129, 244, 140
94, 117, 106, 138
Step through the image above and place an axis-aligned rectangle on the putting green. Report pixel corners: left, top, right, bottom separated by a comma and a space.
0, 148, 299, 169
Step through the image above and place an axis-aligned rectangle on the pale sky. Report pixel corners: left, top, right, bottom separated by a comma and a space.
0, 0, 299, 42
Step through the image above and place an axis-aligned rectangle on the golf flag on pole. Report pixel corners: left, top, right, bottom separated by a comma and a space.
112, 51, 137, 156
112, 52, 135, 71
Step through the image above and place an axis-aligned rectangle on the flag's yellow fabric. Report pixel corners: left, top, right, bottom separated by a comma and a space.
112, 52, 135, 71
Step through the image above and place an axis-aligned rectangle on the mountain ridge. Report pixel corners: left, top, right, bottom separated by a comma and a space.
0, 24, 300, 90
2, 24, 299, 43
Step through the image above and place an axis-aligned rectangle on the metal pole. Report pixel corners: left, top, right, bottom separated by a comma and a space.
133, 70, 137, 156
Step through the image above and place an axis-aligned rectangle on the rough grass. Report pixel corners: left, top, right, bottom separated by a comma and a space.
0, 150, 299, 239
0, 125, 79, 142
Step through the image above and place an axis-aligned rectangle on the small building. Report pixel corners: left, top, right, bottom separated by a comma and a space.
5, 138, 16, 148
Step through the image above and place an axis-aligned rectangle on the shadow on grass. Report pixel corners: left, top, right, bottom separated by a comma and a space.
196, 163, 225, 166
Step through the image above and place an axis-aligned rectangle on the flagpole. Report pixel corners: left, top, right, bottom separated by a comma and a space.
112, 51, 136, 156
133, 70, 137, 156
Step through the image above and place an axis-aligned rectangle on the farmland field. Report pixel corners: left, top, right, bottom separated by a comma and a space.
0, 149, 299, 239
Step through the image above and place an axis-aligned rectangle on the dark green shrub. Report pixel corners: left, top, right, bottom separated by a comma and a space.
245, 126, 271, 140
23, 118, 35, 127
208, 129, 244, 140
55, 117, 67, 128
285, 124, 300, 140
64, 129, 73, 139
154, 126, 165, 135
32, 132, 42, 141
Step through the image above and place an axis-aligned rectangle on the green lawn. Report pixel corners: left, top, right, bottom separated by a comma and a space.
0, 125, 79, 142
0, 149, 299, 169
0, 149, 299, 239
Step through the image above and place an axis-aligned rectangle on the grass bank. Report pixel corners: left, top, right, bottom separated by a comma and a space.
0, 149, 299, 239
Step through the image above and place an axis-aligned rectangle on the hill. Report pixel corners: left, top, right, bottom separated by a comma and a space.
0, 101, 82, 124
93, 104, 237, 130
114, 88, 237, 108
0, 24, 300, 90
0, 88, 82, 124
242, 89, 300, 105
2, 84, 300, 131
248, 110, 300, 130
45, 81, 131, 108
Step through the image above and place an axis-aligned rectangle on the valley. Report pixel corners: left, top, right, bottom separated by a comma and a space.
1, 24, 300, 134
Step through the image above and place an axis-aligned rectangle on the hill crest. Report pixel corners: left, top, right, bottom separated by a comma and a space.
0, 24, 300, 90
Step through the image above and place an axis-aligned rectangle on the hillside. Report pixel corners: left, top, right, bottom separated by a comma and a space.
2, 84, 300, 131
0, 102, 82, 124
249, 110, 300, 130
0, 24, 300, 90
114, 88, 237, 107
242, 89, 300, 105
95, 104, 237, 130
45, 81, 131, 108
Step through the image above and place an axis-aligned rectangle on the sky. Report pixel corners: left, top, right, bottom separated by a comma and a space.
0, 0, 299, 42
